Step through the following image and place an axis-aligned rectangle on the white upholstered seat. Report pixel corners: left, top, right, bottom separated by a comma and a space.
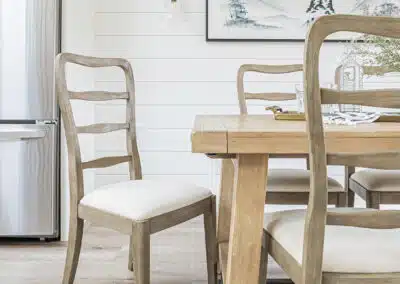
80, 180, 212, 221
268, 169, 344, 192
264, 209, 400, 273
351, 169, 400, 192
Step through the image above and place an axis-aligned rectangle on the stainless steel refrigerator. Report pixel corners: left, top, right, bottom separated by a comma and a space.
0, 0, 60, 239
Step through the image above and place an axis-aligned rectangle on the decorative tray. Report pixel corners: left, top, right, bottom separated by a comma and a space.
265, 106, 305, 121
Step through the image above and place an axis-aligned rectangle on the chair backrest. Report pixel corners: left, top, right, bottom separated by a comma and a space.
55, 53, 142, 215
303, 15, 400, 283
237, 64, 303, 114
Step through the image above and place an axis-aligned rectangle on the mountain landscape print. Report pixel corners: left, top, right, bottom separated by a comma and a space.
207, 0, 400, 41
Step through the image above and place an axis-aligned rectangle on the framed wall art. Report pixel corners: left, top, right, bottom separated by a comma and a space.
206, 0, 400, 42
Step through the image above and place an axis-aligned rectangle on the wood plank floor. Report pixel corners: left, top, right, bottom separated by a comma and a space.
0, 217, 287, 283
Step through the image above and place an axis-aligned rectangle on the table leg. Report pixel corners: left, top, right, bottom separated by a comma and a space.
217, 159, 236, 281
345, 166, 356, 207
226, 154, 269, 284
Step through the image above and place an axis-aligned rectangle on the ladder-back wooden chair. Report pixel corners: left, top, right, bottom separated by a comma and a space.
55, 53, 217, 284
334, 65, 400, 208
237, 64, 345, 206
262, 15, 400, 284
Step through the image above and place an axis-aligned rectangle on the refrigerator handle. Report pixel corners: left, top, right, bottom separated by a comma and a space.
0, 127, 48, 141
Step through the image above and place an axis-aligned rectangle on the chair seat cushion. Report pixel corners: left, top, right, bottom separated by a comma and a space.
264, 209, 400, 273
351, 169, 400, 192
80, 180, 212, 221
267, 169, 344, 192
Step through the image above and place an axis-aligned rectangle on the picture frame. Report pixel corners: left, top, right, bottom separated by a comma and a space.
206, 0, 400, 42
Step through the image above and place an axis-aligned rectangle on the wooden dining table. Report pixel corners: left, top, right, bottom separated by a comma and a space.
191, 114, 400, 284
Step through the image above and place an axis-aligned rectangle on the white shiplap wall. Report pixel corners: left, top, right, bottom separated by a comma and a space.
62, 0, 400, 226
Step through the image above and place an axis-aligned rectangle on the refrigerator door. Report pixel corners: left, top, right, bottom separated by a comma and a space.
0, 124, 58, 237
0, 0, 60, 120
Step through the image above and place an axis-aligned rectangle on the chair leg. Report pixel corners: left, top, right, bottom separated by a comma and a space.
62, 217, 84, 284
258, 232, 269, 284
366, 192, 380, 209
131, 222, 151, 284
345, 166, 356, 208
347, 189, 355, 208
204, 196, 217, 284
128, 238, 134, 271
336, 192, 348, 208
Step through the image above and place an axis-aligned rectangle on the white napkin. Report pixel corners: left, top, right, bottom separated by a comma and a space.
323, 112, 381, 125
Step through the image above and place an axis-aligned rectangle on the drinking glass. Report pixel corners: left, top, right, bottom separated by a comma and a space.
295, 84, 304, 113
295, 83, 339, 115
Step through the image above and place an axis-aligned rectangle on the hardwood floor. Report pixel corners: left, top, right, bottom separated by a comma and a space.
0, 217, 287, 283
